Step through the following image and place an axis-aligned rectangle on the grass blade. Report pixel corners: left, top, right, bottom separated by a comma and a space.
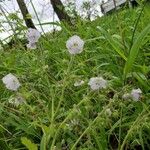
98, 26, 127, 61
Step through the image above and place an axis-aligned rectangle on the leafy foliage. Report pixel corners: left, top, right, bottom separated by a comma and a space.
0, 1, 150, 150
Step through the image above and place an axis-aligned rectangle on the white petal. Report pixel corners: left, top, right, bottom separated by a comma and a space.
26, 28, 41, 43
88, 77, 107, 90
66, 35, 84, 55
2, 73, 21, 91
131, 88, 142, 101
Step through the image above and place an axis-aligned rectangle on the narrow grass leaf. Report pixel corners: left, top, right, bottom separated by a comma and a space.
40, 135, 47, 150
124, 23, 150, 78
133, 72, 150, 91
98, 27, 127, 61
21, 137, 38, 150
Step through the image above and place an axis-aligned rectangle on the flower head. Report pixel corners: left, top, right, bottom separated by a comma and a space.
66, 35, 84, 55
88, 77, 107, 90
26, 28, 41, 43
2, 73, 21, 91
131, 88, 142, 101
26, 28, 40, 49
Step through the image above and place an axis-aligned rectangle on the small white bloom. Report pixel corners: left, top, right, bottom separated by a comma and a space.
66, 35, 84, 55
26, 28, 40, 49
2, 73, 21, 91
27, 42, 37, 49
105, 108, 112, 116
131, 88, 142, 101
26, 28, 41, 43
74, 80, 84, 87
122, 93, 131, 100
88, 77, 107, 90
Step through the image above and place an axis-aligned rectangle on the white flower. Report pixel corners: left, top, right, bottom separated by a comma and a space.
66, 35, 84, 55
2, 73, 21, 91
122, 93, 131, 100
105, 108, 112, 116
74, 80, 84, 87
88, 77, 107, 90
131, 88, 142, 101
26, 28, 41, 43
26, 28, 41, 49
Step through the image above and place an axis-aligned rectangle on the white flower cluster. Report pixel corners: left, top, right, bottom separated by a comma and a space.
1, 34, 144, 110
66, 36, 108, 91
122, 88, 142, 101
26, 28, 41, 49
88, 77, 107, 90
73, 77, 107, 90
66, 36, 144, 101
2, 73, 21, 91
66, 35, 84, 55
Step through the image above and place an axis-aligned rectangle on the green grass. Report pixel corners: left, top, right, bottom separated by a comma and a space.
0, 3, 150, 150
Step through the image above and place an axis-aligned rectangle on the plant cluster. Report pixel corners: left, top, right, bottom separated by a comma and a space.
0, 3, 150, 150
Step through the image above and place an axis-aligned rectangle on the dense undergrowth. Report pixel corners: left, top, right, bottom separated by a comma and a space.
0, 3, 150, 150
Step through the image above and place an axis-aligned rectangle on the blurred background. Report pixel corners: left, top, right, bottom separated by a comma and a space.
0, 0, 106, 42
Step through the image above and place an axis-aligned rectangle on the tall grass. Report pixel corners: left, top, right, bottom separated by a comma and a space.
0, 2, 150, 150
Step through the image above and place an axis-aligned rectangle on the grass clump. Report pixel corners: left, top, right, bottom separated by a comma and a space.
0, 4, 150, 150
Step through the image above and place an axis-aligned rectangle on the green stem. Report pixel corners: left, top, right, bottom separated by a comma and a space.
70, 101, 112, 150
30, 0, 46, 35
120, 109, 150, 150
118, 104, 123, 149
54, 56, 74, 117
50, 95, 89, 150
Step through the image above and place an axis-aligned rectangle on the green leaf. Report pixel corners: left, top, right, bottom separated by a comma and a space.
98, 26, 127, 61
133, 72, 150, 91
40, 124, 55, 150
123, 23, 150, 78
21, 137, 38, 150
40, 134, 47, 150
